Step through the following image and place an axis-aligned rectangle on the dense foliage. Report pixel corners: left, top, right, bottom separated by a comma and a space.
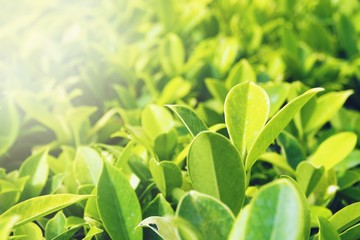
0, 0, 360, 239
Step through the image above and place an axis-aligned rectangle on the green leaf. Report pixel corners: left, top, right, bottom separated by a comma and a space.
149, 159, 183, 197
97, 161, 142, 240
229, 178, 310, 240
0, 215, 20, 239
159, 33, 184, 76
52, 226, 81, 240
138, 216, 199, 240
296, 161, 325, 196
329, 202, 360, 233
14, 222, 43, 240
143, 194, 174, 218
258, 152, 296, 175
176, 191, 234, 240
187, 132, 245, 214
278, 131, 306, 169
213, 37, 239, 77
225, 82, 270, 158
45, 211, 66, 240
19, 150, 49, 200
338, 170, 360, 190
74, 147, 102, 185
318, 216, 341, 240
141, 104, 174, 141
310, 132, 357, 171
0, 194, 92, 227
339, 223, 360, 240
205, 78, 228, 103
246, 87, 323, 170
302, 90, 353, 133
83, 226, 103, 240
157, 77, 192, 105
156, 0, 175, 32
262, 83, 290, 118
167, 105, 208, 137
310, 206, 333, 228
154, 130, 178, 160
225, 60, 256, 89
335, 14, 358, 57
0, 99, 19, 157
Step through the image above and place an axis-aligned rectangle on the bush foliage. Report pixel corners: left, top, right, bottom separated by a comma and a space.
0, 0, 360, 239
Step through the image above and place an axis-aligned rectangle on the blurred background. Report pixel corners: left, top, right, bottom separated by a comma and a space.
1, 0, 360, 169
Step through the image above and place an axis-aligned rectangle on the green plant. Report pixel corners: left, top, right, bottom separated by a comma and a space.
0, 0, 359, 239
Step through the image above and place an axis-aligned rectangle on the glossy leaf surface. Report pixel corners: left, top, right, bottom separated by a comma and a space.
187, 132, 245, 214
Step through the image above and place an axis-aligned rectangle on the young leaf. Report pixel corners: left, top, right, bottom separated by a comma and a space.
278, 131, 306, 169
141, 104, 174, 140
329, 202, 360, 233
225, 59, 256, 89
74, 147, 102, 185
246, 87, 323, 170
339, 223, 360, 240
167, 105, 208, 137
0, 194, 92, 227
19, 150, 49, 201
310, 132, 357, 170
205, 78, 228, 103
0, 215, 20, 239
13, 222, 43, 240
149, 159, 183, 198
45, 211, 66, 240
225, 82, 270, 158
302, 90, 353, 133
262, 83, 290, 118
229, 178, 310, 240
159, 33, 184, 76
176, 191, 234, 240
157, 77, 192, 105
154, 130, 178, 160
187, 132, 245, 214
143, 194, 174, 218
138, 216, 199, 240
318, 217, 341, 240
83, 226, 103, 240
296, 161, 325, 197
97, 161, 142, 240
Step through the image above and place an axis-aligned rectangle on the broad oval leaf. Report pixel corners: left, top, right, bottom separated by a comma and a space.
229, 178, 310, 240
0, 194, 92, 227
97, 161, 142, 240
167, 105, 208, 137
149, 159, 183, 197
19, 149, 49, 201
187, 132, 245, 214
310, 132, 357, 171
225, 82, 270, 158
176, 191, 234, 240
246, 87, 323, 170
226, 59, 256, 89
45, 211, 66, 240
141, 104, 174, 141
14, 222, 43, 240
